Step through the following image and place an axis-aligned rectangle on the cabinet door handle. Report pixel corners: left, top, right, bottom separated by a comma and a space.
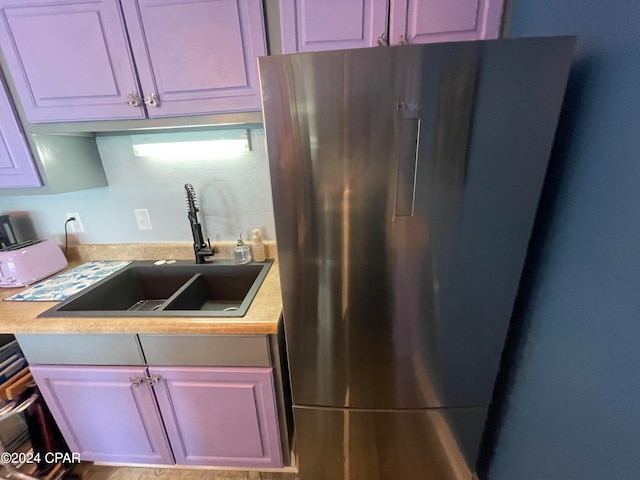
129, 377, 144, 387
146, 374, 161, 386
144, 92, 159, 107
377, 32, 388, 46
126, 92, 141, 107
398, 34, 408, 45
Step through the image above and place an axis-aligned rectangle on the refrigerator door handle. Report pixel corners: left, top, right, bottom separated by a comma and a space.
395, 115, 421, 216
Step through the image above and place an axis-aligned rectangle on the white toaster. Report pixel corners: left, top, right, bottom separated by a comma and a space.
0, 239, 68, 287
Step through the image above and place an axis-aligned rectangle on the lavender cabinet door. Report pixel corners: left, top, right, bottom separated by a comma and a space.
122, 0, 266, 117
0, 75, 40, 187
280, 0, 387, 53
151, 366, 283, 468
0, 0, 144, 122
389, 0, 504, 45
30, 365, 174, 465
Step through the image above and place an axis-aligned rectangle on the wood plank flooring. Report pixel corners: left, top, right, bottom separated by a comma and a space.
73, 464, 298, 480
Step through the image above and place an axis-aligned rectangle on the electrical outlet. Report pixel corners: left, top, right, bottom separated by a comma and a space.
134, 209, 152, 230
65, 212, 85, 233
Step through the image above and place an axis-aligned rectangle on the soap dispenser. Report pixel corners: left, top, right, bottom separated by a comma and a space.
234, 234, 251, 264
251, 229, 266, 263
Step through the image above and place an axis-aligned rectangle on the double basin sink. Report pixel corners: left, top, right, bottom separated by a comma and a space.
39, 260, 273, 318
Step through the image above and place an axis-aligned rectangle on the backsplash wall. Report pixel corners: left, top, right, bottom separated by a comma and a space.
0, 129, 276, 244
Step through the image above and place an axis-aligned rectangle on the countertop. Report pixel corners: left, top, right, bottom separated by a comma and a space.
0, 242, 282, 335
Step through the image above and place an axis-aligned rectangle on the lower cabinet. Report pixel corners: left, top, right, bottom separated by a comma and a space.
30, 365, 173, 465
152, 367, 282, 467
30, 365, 283, 468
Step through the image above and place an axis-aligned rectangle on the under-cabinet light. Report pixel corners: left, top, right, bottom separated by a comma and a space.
130, 129, 251, 158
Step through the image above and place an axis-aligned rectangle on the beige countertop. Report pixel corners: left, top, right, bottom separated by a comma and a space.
0, 242, 282, 335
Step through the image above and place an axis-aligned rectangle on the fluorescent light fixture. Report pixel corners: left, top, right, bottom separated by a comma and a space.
130, 129, 251, 158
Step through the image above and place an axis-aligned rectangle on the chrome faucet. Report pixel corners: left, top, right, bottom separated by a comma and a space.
185, 183, 214, 264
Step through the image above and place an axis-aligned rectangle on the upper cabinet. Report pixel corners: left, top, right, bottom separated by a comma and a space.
122, 0, 266, 118
279, 0, 504, 53
279, 0, 388, 53
389, 0, 504, 45
0, 72, 40, 187
0, 71, 107, 192
0, 0, 143, 123
0, 0, 266, 123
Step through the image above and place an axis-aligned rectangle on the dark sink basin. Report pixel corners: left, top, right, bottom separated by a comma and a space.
38, 260, 272, 318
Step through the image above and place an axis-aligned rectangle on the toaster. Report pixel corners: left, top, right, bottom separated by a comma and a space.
0, 239, 68, 288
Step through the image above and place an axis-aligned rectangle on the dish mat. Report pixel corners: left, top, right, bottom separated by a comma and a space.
4, 260, 132, 302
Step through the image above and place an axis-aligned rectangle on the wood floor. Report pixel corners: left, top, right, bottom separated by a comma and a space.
73, 464, 298, 480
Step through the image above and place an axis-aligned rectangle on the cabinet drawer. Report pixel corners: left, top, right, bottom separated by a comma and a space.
15, 334, 144, 366
139, 335, 270, 367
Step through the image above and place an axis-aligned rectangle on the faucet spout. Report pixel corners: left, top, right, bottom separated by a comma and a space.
185, 183, 214, 264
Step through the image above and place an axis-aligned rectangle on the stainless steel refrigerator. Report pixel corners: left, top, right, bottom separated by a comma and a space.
259, 37, 575, 480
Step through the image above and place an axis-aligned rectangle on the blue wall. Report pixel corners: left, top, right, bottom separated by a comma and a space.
488, 1, 640, 479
